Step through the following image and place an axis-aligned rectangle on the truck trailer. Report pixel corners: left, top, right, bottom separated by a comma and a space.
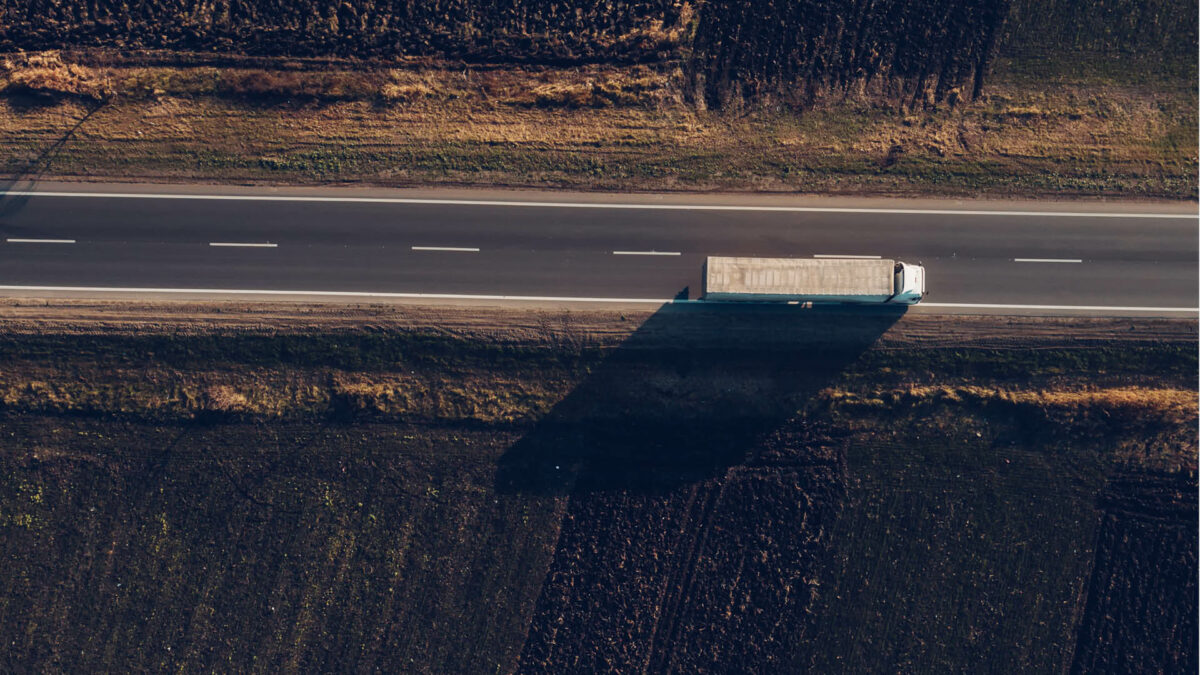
701, 256, 925, 305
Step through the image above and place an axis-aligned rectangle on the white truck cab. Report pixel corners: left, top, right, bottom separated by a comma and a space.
891, 262, 926, 305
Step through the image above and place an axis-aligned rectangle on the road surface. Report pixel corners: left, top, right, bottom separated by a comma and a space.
0, 182, 1195, 316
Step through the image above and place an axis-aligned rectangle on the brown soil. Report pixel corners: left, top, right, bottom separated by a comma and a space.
0, 299, 1194, 672
1071, 472, 1198, 673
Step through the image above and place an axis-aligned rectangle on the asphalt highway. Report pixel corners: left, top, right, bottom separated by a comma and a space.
0, 183, 1196, 316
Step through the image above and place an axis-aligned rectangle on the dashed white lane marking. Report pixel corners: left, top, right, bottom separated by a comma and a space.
813, 254, 882, 259
0, 285, 1193, 314
3, 191, 1194, 219
613, 250, 682, 256
1013, 258, 1082, 263
412, 246, 480, 252
6, 238, 75, 244
209, 242, 278, 248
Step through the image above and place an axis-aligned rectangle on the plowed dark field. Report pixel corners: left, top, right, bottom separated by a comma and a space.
1071, 472, 1198, 673
8, 0, 1190, 105
520, 424, 846, 673
0, 302, 1194, 672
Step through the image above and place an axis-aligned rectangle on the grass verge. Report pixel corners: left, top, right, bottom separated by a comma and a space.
1, 51, 1194, 198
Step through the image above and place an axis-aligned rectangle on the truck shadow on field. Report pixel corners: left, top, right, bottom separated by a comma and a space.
497, 298, 906, 671
495, 297, 906, 496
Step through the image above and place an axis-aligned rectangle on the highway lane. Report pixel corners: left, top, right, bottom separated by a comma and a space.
0, 184, 1195, 314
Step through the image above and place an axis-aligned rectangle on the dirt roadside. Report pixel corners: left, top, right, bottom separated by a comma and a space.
0, 298, 1194, 346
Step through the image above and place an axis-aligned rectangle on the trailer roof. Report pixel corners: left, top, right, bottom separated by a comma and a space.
705, 256, 895, 296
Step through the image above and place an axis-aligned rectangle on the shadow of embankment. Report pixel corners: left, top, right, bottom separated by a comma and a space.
0, 97, 107, 219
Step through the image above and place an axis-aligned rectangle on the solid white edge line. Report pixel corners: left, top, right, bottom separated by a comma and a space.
411, 246, 480, 252
0, 285, 1194, 313
6, 238, 76, 244
813, 254, 882, 259
0, 285, 669, 304
2, 191, 1194, 219
209, 242, 278, 248
612, 250, 682, 256
1013, 258, 1082, 263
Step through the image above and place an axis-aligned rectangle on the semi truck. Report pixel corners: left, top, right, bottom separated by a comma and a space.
701, 256, 925, 305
